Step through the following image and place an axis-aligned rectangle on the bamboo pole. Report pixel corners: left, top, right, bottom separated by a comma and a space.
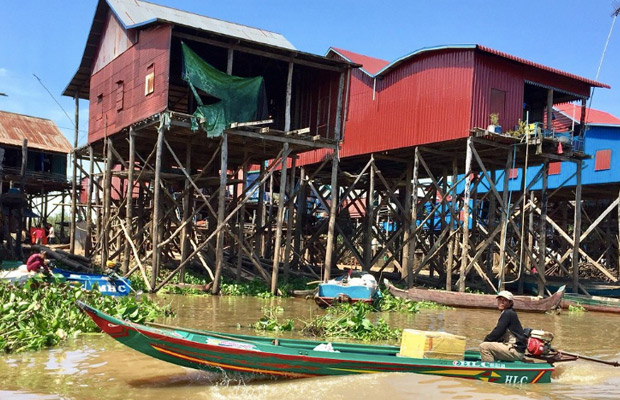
446, 158, 458, 291
122, 128, 135, 273
237, 158, 248, 282
256, 162, 266, 257
364, 157, 375, 270
293, 167, 306, 269
498, 147, 514, 290
408, 148, 420, 286
179, 140, 192, 283
402, 158, 413, 281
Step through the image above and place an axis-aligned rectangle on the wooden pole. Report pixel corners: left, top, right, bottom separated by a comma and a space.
256, 162, 266, 256
237, 158, 248, 282
85, 145, 94, 257
537, 159, 549, 296
459, 137, 473, 292
408, 148, 420, 287
70, 94, 79, 253
271, 143, 290, 293
122, 128, 135, 273
365, 157, 375, 270
102, 139, 113, 267
266, 173, 274, 259
285, 61, 293, 132
179, 140, 192, 283
212, 133, 228, 294
150, 125, 165, 290
283, 155, 296, 279
226, 48, 234, 75
572, 161, 582, 293
546, 89, 554, 131
498, 147, 514, 290
324, 147, 339, 281
402, 158, 413, 282
293, 166, 306, 269
335, 71, 345, 139
446, 157, 458, 291
15, 139, 27, 259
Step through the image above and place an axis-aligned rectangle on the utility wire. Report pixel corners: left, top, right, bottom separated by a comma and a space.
32, 73, 76, 129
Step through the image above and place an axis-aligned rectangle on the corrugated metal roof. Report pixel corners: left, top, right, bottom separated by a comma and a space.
348, 44, 609, 89
106, 0, 295, 50
0, 111, 73, 154
329, 47, 389, 76
554, 104, 620, 126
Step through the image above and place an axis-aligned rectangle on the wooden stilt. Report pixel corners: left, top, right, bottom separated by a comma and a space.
402, 158, 413, 282
537, 160, 549, 296
293, 167, 306, 269
498, 147, 514, 290
324, 147, 339, 281
459, 137, 473, 292
70, 94, 79, 254
408, 149, 420, 287
446, 158, 458, 291
271, 143, 290, 293
256, 162, 266, 257
102, 139, 113, 267
572, 161, 582, 293
283, 155, 296, 279
365, 157, 375, 270
150, 125, 165, 290
179, 140, 192, 283
237, 158, 248, 282
212, 133, 229, 294
122, 129, 135, 273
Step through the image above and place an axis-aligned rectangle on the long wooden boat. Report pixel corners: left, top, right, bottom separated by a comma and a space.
385, 280, 565, 312
518, 276, 620, 297
561, 293, 620, 314
76, 301, 554, 384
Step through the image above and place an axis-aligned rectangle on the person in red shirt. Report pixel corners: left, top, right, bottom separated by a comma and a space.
26, 251, 51, 275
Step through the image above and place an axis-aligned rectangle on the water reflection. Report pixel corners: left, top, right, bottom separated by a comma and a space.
1, 294, 619, 399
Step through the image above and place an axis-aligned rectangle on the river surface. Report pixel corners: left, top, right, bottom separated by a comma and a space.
1, 295, 619, 399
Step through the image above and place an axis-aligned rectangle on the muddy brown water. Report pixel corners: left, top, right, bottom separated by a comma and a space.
1, 295, 619, 399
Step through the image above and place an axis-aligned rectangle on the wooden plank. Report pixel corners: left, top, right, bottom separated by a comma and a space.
229, 119, 274, 128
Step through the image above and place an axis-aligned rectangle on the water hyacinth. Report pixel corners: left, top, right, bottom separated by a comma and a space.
0, 275, 173, 354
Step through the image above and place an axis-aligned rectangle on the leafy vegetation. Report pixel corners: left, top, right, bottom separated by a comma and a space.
568, 303, 586, 312
301, 302, 401, 341
0, 276, 173, 354
252, 306, 294, 332
378, 291, 450, 312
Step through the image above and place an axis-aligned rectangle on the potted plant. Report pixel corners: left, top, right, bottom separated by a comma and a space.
488, 113, 502, 133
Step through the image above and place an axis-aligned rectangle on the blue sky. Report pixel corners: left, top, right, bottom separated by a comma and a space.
1, 0, 620, 147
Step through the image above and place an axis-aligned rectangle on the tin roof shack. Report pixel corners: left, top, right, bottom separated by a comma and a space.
63, 0, 354, 291
300, 44, 609, 166
0, 111, 72, 257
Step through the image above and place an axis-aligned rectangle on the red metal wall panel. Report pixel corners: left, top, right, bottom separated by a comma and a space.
341, 50, 475, 158
88, 24, 171, 143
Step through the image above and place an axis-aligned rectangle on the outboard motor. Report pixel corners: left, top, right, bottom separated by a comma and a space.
524, 328, 554, 356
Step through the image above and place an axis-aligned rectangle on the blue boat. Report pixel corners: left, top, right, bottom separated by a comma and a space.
315, 271, 380, 307
53, 268, 132, 297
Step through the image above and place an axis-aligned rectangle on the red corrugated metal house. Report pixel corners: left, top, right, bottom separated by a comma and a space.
63, 0, 352, 149
298, 44, 608, 165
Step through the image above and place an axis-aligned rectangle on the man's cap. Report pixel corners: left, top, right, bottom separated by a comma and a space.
496, 290, 514, 301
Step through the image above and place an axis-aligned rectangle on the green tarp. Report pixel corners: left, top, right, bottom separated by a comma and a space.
182, 42, 268, 137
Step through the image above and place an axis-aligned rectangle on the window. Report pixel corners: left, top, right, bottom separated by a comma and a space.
145, 64, 154, 96
96, 94, 103, 120
595, 149, 611, 171
116, 80, 124, 111
508, 168, 518, 179
548, 162, 562, 175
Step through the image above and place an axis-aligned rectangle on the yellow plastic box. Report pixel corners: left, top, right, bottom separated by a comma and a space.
399, 329, 466, 360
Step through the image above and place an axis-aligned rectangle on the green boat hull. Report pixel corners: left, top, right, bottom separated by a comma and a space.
77, 301, 553, 384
